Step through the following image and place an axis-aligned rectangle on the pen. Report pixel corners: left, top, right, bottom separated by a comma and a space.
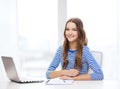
46, 79, 50, 84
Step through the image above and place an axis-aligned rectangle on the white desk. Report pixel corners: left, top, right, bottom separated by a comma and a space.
0, 80, 120, 89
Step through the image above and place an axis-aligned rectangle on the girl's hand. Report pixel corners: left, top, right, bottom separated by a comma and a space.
63, 69, 79, 77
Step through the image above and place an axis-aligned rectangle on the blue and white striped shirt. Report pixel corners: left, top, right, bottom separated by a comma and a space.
46, 46, 104, 80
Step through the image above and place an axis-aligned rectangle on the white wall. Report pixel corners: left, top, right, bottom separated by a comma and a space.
118, 0, 120, 80
0, 0, 18, 80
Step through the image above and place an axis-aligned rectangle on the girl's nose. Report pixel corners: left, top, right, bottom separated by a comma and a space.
69, 30, 72, 34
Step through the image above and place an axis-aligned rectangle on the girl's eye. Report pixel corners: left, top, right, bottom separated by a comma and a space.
66, 28, 69, 31
65, 28, 77, 31
72, 29, 77, 31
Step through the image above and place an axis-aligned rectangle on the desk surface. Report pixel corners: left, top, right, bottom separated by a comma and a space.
0, 80, 120, 89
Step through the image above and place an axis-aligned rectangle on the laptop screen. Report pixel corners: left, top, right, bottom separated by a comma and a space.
1, 56, 20, 81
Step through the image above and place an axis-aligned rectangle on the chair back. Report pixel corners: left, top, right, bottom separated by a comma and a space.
91, 51, 103, 67
88, 51, 103, 73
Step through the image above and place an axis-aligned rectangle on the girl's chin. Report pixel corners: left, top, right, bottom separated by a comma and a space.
68, 40, 76, 42
67, 38, 78, 43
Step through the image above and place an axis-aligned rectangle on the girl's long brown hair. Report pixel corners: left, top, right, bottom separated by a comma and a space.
62, 18, 88, 70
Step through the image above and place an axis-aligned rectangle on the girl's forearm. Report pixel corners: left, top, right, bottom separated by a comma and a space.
49, 69, 79, 79
49, 70, 66, 79
73, 74, 91, 80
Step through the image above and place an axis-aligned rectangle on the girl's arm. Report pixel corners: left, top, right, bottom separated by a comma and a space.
73, 74, 91, 80
83, 46, 104, 80
60, 74, 91, 80
49, 69, 79, 79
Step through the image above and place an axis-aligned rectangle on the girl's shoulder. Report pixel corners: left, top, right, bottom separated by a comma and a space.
83, 46, 91, 53
58, 45, 62, 50
56, 45, 62, 52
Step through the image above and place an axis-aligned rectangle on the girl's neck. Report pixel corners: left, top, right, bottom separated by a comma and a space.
69, 42, 77, 50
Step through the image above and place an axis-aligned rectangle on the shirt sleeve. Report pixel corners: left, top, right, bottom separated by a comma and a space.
46, 46, 62, 79
83, 46, 104, 80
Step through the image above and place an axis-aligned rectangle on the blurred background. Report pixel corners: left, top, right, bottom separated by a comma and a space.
0, 0, 120, 80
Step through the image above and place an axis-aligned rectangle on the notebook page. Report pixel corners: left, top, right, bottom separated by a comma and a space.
46, 78, 74, 85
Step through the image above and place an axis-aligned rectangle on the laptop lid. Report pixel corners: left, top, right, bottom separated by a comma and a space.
1, 56, 21, 82
1, 56, 44, 83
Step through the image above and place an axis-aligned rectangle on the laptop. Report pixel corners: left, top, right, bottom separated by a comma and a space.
1, 56, 44, 83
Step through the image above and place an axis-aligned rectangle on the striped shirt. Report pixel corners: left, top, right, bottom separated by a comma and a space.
46, 46, 104, 80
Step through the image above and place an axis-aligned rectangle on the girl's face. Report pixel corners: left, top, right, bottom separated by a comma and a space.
65, 22, 78, 43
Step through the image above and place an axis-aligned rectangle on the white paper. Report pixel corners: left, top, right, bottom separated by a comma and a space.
46, 78, 74, 85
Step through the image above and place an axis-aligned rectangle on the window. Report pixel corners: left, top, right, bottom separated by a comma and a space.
17, 0, 58, 76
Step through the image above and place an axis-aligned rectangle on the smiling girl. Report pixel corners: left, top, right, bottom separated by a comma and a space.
46, 18, 104, 80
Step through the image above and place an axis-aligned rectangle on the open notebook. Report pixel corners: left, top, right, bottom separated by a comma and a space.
46, 78, 74, 85
1, 56, 44, 83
